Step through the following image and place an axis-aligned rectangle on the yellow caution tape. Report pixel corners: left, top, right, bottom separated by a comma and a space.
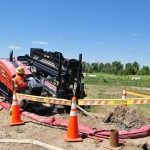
16, 93, 71, 106
15, 91, 150, 106
126, 90, 150, 97
78, 98, 150, 106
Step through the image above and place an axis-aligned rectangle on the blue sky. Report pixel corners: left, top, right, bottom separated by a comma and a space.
0, 0, 150, 67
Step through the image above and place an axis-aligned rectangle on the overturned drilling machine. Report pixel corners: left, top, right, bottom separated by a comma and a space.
0, 48, 86, 112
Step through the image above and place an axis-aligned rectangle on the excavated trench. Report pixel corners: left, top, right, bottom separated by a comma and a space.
103, 106, 150, 130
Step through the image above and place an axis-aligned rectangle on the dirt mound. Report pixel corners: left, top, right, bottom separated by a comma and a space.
103, 106, 150, 130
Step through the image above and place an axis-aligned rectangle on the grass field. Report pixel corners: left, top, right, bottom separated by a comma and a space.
84, 73, 150, 88
83, 73, 150, 117
83, 73, 150, 98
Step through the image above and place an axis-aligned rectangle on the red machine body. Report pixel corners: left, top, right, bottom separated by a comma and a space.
0, 59, 31, 91
0, 56, 31, 102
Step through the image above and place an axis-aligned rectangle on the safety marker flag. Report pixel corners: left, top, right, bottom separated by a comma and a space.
10, 90, 25, 126
64, 96, 82, 142
122, 86, 127, 99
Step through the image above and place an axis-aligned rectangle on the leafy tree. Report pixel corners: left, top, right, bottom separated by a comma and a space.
124, 62, 140, 75
85, 62, 92, 73
82, 61, 87, 72
138, 66, 150, 75
112, 61, 123, 75
82, 60, 149, 75
124, 63, 135, 75
132, 61, 140, 74
98, 62, 104, 72
91, 62, 99, 72
103, 63, 112, 74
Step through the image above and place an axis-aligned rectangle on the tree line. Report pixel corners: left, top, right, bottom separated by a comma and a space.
82, 61, 150, 75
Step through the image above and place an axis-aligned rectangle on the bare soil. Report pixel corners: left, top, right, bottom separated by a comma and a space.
103, 106, 150, 130
0, 104, 150, 150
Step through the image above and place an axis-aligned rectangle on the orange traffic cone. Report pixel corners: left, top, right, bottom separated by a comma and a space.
10, 90, 25, 126
121, 87, 127, 106
64, 96, 82, 142
122, 86, 127, 99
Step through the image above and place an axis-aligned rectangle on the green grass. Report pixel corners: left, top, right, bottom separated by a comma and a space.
83, 73, 150, 116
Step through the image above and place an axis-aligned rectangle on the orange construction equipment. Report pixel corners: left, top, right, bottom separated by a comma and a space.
10, 90, 25, 126
64, 96, 82, 142
122, 87, 127, 99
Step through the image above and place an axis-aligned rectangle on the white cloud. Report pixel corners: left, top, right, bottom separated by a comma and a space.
8, 45, 22, 50
128, 47, 134, 50
32, 41, 48, 45
133, 33, 139, 37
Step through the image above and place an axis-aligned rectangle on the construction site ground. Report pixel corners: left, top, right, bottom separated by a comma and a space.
0, 104, 150, 150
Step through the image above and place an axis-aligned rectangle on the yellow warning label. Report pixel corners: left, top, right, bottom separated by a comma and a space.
112, 100, 127, 105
